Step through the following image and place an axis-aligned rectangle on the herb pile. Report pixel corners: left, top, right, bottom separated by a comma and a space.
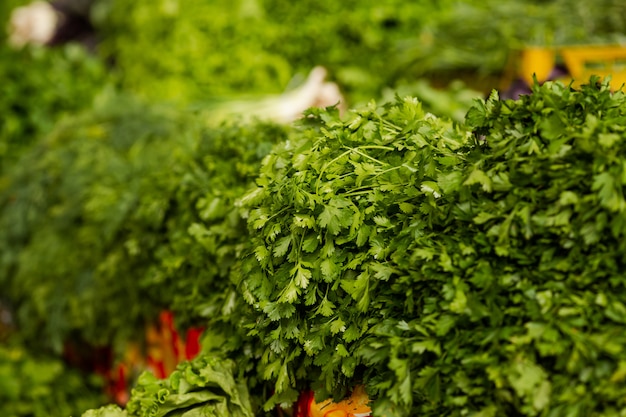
412, 78, 626, 416
0, 91, 287, 353
8, 78, 626, 416
5, 0, 626, 415
0, 93, 184, 351
234, 79, 626, 416
235, 99, 471, 409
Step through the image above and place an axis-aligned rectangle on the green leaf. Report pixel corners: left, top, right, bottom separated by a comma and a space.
463, 168, 492, 192
321, 258, 340, 282
330, 318, 346, 335
593, 172, 623, 211
317, 297, 336, 317
302, 235, 320, 252
273, 235, 292, 258
336, 344, 350, 358
293, 264, 312, 289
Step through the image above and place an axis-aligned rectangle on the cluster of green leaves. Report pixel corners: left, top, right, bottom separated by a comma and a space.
381, 80, 626, 416
81, 355, 255, 417
0, 44, 107, 174
0, 90, 288, 353
401, 78, 626, 416
0, 342, 106, 417
0, 0, 29, 37
381, 80, 482, 124
235, 98, 472, 409
0, 92, 183, 351
232, 80, 626, 416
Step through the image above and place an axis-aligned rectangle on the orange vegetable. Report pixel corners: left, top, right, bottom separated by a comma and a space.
308, 385, 371, 417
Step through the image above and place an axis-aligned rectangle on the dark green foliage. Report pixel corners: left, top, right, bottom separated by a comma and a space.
160, 120, 286, 331
402, 79, 626, 416
5, 0, 626, 415
9, 75, 626, 417
7, 72, 626, 417
0, 91, 288, 353
0, 92, 185, 351
363, 80, 626, 416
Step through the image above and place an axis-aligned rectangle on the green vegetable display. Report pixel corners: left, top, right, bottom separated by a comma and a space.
235, 98, 471, 410
5, 1, 626, 415
8, 76, 626, 416
233, 79, 626, 416
409, 78, 626, 416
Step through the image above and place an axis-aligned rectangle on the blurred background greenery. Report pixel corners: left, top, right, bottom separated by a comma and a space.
2, 0, 626, 171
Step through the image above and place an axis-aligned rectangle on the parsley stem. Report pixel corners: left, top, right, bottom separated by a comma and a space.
345, 147, 388, 166
316, 149, 354, 192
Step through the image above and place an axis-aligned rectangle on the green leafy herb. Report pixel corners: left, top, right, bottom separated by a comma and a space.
237, 98, 470, 407
364, 79, 626, 415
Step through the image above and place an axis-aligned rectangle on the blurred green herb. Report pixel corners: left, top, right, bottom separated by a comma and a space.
0, 342, 106, 417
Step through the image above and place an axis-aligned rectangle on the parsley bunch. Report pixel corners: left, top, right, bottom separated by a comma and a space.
238, 81, 626, 416
236, 98, 471, 408
361, 80, 626, 415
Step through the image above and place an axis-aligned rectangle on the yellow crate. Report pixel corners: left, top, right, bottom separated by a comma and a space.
560, 45, 626, 89
519, 46, 556, 85
509, 45, 626, 91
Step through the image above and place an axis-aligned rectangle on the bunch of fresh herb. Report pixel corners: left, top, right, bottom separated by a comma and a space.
235, 97, 471, 409
361, 79, 626, 416
234, 79, 626, 416
0, 92, 185, 351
